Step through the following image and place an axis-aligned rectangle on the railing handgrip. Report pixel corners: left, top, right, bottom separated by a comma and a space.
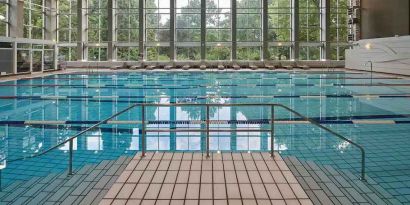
7, 103, 365, 181
275, 104, 366, 181
270, 105, 275, 158
206, 105, 210, 158
141, 105, 146, 157
68, 139, 73, 175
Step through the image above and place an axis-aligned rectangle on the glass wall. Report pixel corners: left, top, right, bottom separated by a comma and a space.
330, 0, 348, 60
0, 1, 8, 37
52, 0, 350, 62
24, 0, 45, 40
267, 0, 291, 60
86, 0, 108, 61
176, 0, 201, 61
17, 49, 31, 73
145, 0, 171, 61
236, 0, 262, 60
299, 0, 321, 60
116, 0, 140, 61
206, 0, 231, 61
58, 0, 77, 61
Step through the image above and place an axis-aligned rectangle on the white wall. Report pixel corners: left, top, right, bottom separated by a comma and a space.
346, 36, 410, 75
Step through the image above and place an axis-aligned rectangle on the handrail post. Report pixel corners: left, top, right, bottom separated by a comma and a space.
141, 105, 146, 157
68, 138, 73, 175
361, 149, 366, 181
206, 105, 210, 158
270, 105, 275, 158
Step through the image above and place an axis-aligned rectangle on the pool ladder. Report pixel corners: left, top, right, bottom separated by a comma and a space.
7, 103, 367, 182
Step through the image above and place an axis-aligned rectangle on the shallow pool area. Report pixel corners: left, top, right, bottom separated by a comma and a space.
0, 71, 410, 203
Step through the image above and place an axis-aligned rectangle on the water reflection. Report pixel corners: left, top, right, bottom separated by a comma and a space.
0, 72, 409, 202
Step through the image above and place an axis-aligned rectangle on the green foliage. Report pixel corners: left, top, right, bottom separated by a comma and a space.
206, 47, 231, 60
53, 0, 349, 61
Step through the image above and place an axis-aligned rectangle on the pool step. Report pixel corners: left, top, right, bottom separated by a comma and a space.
0, 155, 133, 205
284, 156, 402, 205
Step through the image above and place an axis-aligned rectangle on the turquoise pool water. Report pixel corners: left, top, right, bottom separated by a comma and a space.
0, 71, 410, 203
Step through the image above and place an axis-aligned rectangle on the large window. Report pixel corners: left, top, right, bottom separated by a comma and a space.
86, 0, 108, 61
237, 0, 262, 60
24, 0, 45, 39
116, 0, 139, 61
330, 0, 348, 60
0, 1, 8, 37
206, 0, 231, 60
299, 0, 321, 60
58, 0, 77, 61
176, 0, 201, 61
267, 0, 291, 60
52, 0, 349, 62
145, 0, 171, 61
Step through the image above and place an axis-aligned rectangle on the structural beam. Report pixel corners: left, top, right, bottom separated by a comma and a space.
321, 0, 331, 60
107, 0, 116, 61
291, 0, 299, 60
44, 0, 57, 41
77, 0, 87, 61
9, 0, 24, 38
139, 0, 144, 60
231, 0, 237, 61
200, 0, 206, 60
262, 0, 269, 61
170, 0, 175, 61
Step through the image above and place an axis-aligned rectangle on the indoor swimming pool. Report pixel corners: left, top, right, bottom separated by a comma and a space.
0, 71, 410, 203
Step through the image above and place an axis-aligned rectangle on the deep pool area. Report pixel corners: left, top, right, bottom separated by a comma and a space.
0, 71, 410, 203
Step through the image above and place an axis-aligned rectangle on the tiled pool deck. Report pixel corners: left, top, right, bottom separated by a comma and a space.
100, 152, 313, 205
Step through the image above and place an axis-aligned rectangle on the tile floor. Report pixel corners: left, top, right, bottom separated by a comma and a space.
100, 152, 312, 205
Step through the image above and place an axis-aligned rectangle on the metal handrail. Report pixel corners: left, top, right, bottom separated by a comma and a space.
7, 103, 366, 181
7, 104, 141, 164
366, 60, 373, 85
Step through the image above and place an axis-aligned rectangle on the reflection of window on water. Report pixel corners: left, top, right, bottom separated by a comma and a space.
129, 137, 139, 151
237, 137, 261, 150
236, 111, 262, 150
59, 138, 78, 151
87, 136, 103, 151
86, 130, 103, 151
128, 128, 140, 151
210, 137, 230, 151
147, 134, 170, 150
176, 136, 201, 151
267, 137, 288, 152
176, 106, 201, 151
146, 101, 171, 150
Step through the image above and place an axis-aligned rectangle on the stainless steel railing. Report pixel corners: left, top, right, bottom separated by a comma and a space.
9, 103, 367, 181
366, 60, 373, 85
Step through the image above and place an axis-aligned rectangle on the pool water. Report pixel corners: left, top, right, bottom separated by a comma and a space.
0, 71, 410, 203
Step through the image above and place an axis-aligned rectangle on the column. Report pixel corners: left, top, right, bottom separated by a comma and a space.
321, 0, 331, 60
9, 0, 24, 38
139, 0, 144, 60
200, 0, 206, 60
291, 0, 299, 60
108, 0, 116, 61
77, 0, 88, 61
45, 0, 57, 41
262, 0, 269, 60
231, 0, 237, 61
170, 0, 175, 61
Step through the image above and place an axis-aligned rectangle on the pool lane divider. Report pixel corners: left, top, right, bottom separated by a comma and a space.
3, 83, 410, 88
3, 94, 410, 100
1, 119, 409, 125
